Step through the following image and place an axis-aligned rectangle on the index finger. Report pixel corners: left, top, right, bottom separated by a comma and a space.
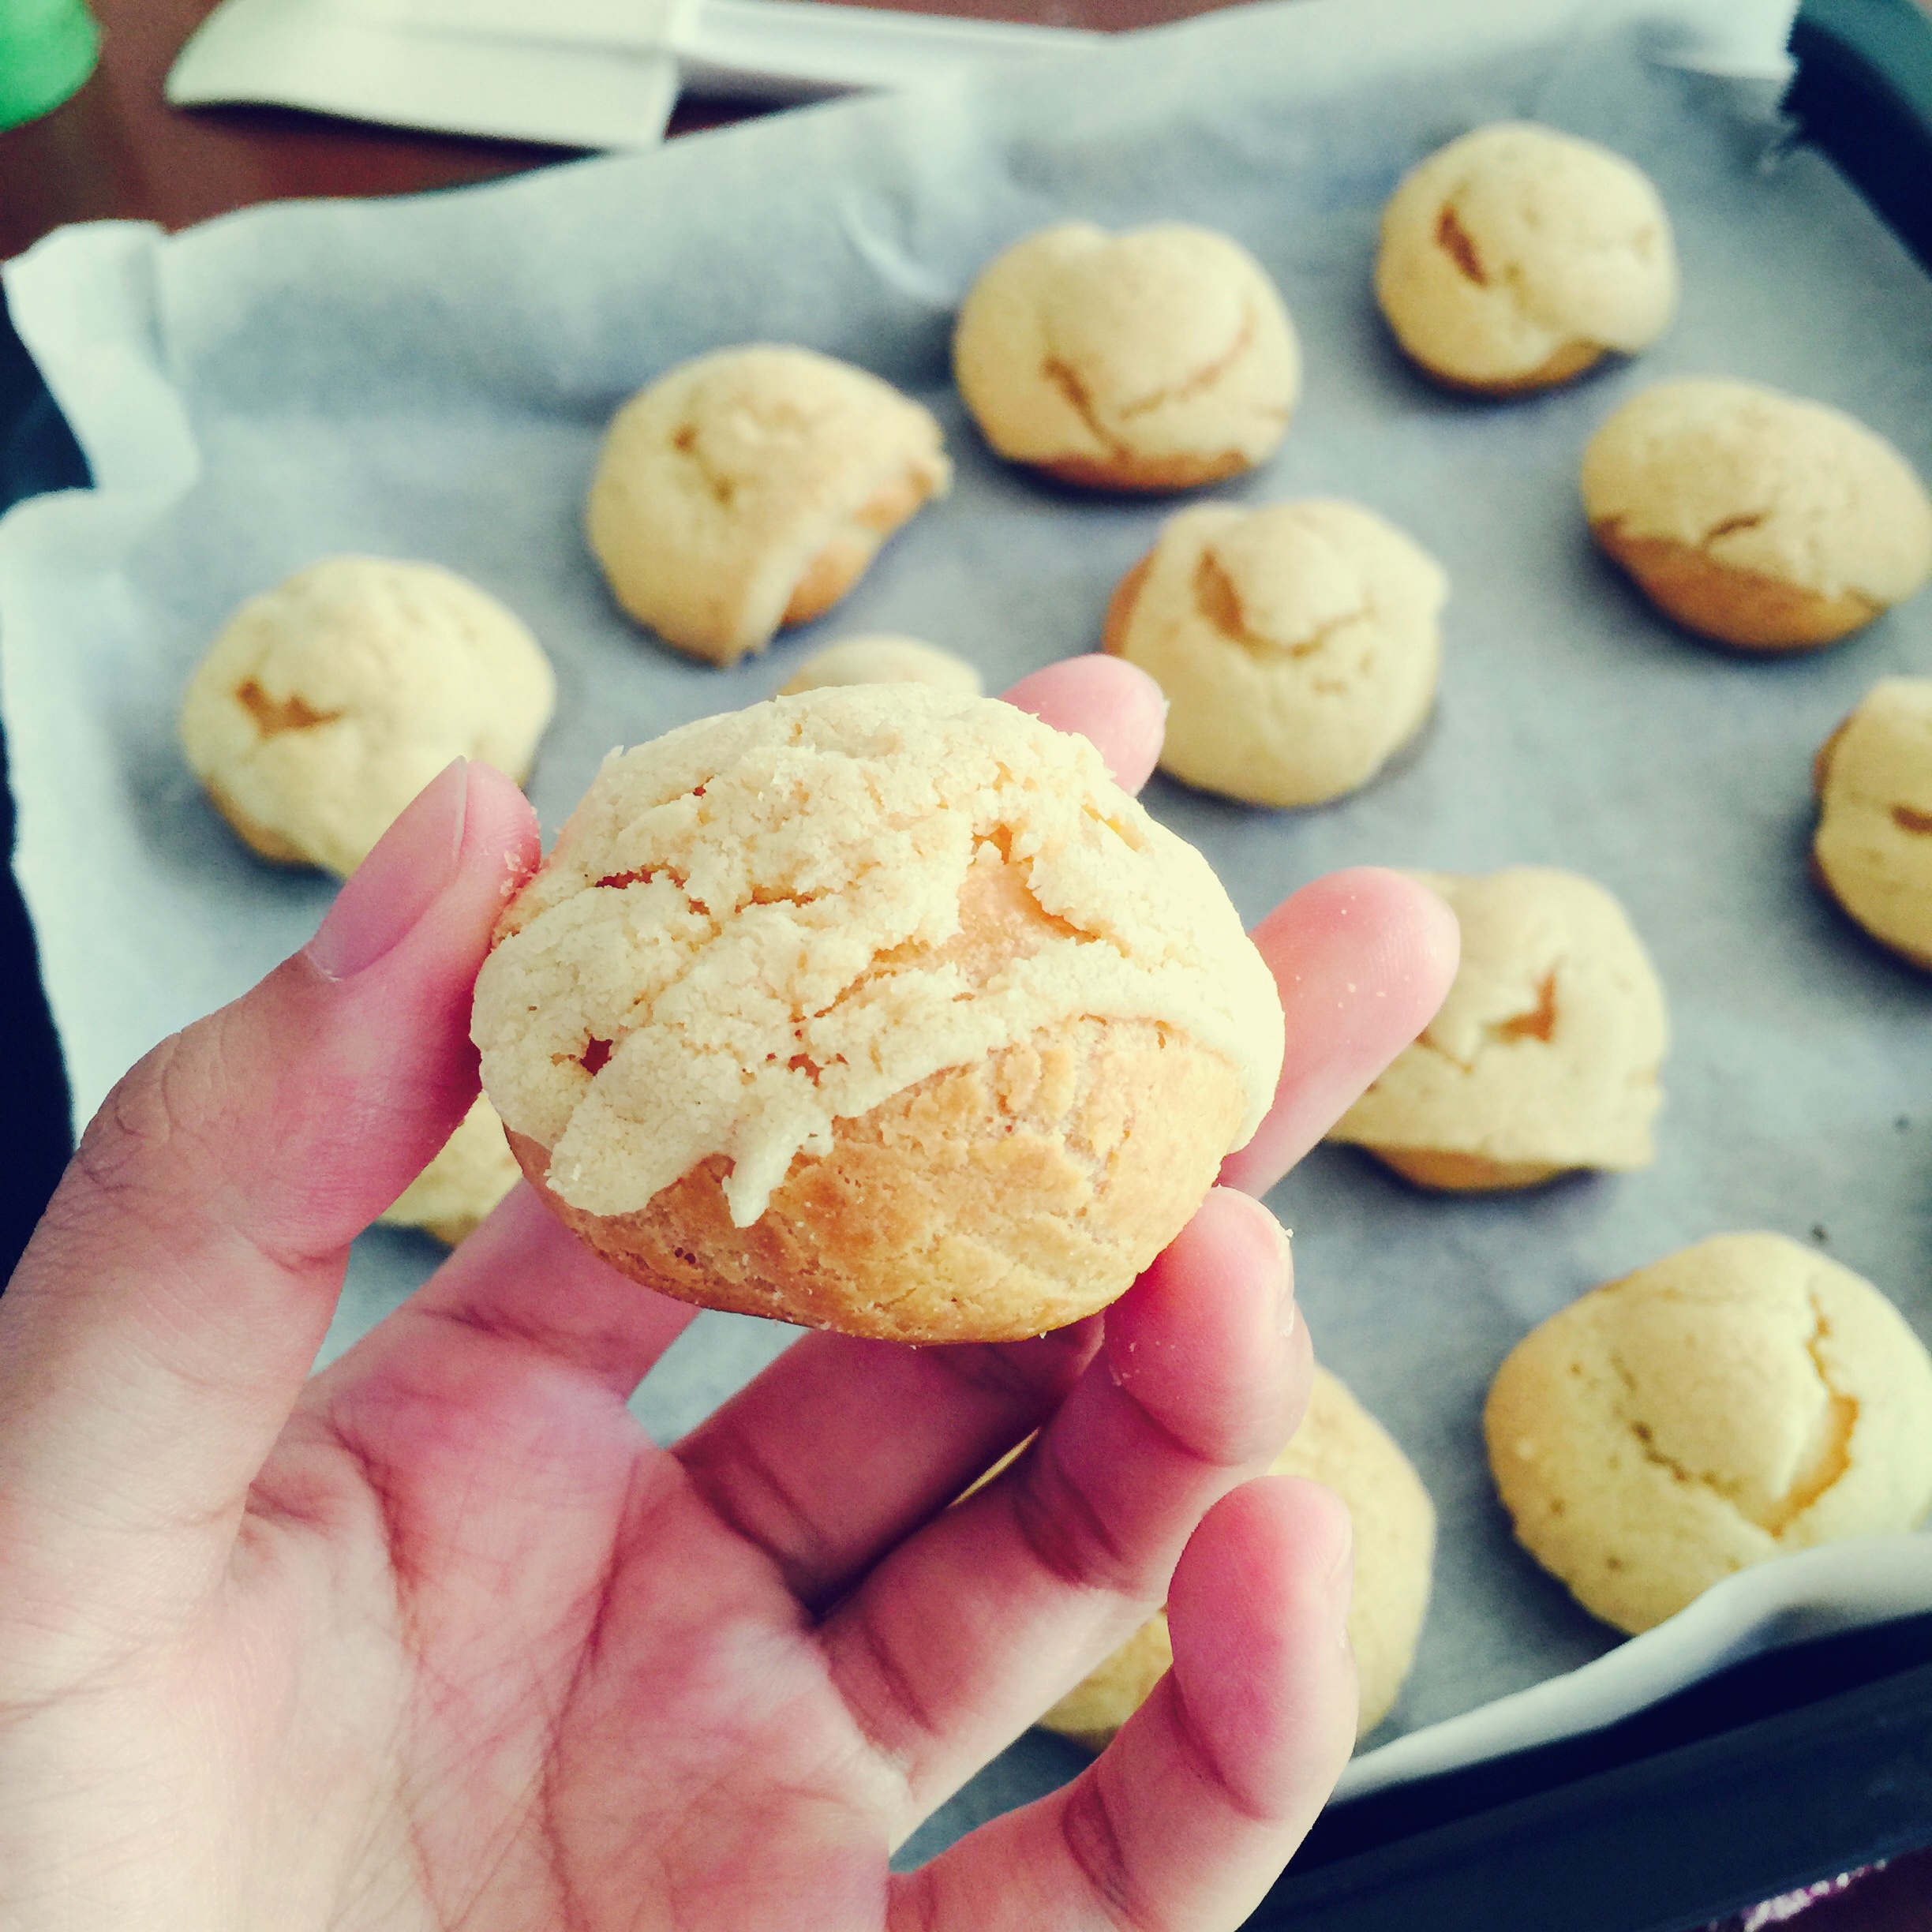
1221, 868, 1459, 1198
1003, 655, 1166, 793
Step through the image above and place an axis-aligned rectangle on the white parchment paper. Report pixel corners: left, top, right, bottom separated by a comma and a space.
4, 0, 1930, 1845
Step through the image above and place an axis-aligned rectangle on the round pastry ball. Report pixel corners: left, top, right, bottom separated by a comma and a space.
1486, 1234, 1932, 1634
1103, 500, 1447, 807
1582, 379, 1932, 650
953, 222, 1300, 491
471, 686, 1284, 1343
776, 634, 983, 698
1813, 678, 1932, 970
378, 1095, 521, 1247
1376, 122, 1676, 393
586, 345, 951, 668
1328, 867, 1666, 1190
179, 556, 556, 878
1041, 1365, 1436, 1751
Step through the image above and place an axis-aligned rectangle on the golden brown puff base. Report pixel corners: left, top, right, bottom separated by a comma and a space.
1363, 1145, 1570, 1193
1036, 447, 1259, 494
1398, 335, 1605, 397
781, 464, 936, 629
613, 462, 940, 665
1810, 863, 1932, 973
198, 751, 537, 876
1593, 521, 1881, 651
509, 1017, 1248, 1343
200, 771, 314, 868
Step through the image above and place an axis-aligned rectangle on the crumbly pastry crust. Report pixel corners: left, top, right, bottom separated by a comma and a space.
1103, 500, 1447, 807
179, 556, 556, 878
1041, 1366, 1436, 1749
509, 1017, 1244, 1342
1368, 1148, 1564, 1193
1328, 867, 1667, 1186
1375, 122, 1677, 394
1582, 379, 1932, 650
1486, 1234, 1932, 1634
1813, 678, 1932, 970
585, 346, 951, 667
379, 1095, 522, 1247
777, 634, 983, 698
953, 223, 1300, 491
473, 686, 1283, 1341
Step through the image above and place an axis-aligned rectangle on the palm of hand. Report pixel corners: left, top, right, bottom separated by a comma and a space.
24, 1309, 897, 1929
27, 1213, 1305, 1932
253, 1330, 878, 1930
0, 668, 1455, 1932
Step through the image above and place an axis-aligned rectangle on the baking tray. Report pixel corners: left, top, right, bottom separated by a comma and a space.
3, 2, 1932, 1926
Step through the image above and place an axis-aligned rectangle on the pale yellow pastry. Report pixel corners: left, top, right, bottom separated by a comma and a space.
1103, 500, 1447, 807
1582, 380, 1932, 650
1042, 1365, 1436, 1750
586, 346, 950, 667
1328, 868, 1666, 1190
379, 1095, 521, 1246
471, 685, 1284, 1343
776, 634, 983, 698
1376, 122, 1676, 394
1813, 678, 1932, 970
179, 556, 556, 878
953, 223, 1300, 491
1486, 1234, 1932, 1634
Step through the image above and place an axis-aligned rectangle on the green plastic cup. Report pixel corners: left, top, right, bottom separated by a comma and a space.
0, 0, 99, 131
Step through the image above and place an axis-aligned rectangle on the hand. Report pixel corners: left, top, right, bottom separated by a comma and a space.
0, 660, 1456, 1930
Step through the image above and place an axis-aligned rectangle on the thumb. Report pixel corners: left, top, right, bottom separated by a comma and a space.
0, 760, 538, 1628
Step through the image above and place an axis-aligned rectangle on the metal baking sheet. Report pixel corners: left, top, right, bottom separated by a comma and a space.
2, 0, 1928, 1849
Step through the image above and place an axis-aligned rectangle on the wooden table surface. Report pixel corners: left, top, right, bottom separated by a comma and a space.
3, 7, 1931, 1928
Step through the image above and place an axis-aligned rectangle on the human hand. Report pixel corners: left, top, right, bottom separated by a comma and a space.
0, 659, 1456, 1930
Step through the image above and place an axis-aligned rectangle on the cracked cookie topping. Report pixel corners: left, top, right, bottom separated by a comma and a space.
1583, 378, 1932, 650
179, 556, 556, 878
953, 221, 1300, 492
1375, 121, 1677, 394
1485, 1234, 1932, 1634
470, 685, 1284, 1340
1327, 867, 1666, 1189
586, 345, 951, 668
1103, 499, 1447, 808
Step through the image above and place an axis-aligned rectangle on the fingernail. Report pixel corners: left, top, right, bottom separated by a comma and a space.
306, 761, 470, 981
1270, 1215, 1296, 1338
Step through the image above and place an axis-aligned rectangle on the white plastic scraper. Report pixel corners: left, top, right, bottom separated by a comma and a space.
166, 0, 1100, 150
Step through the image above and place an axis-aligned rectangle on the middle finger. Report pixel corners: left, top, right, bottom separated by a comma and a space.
821, 1185, 1307, 1840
